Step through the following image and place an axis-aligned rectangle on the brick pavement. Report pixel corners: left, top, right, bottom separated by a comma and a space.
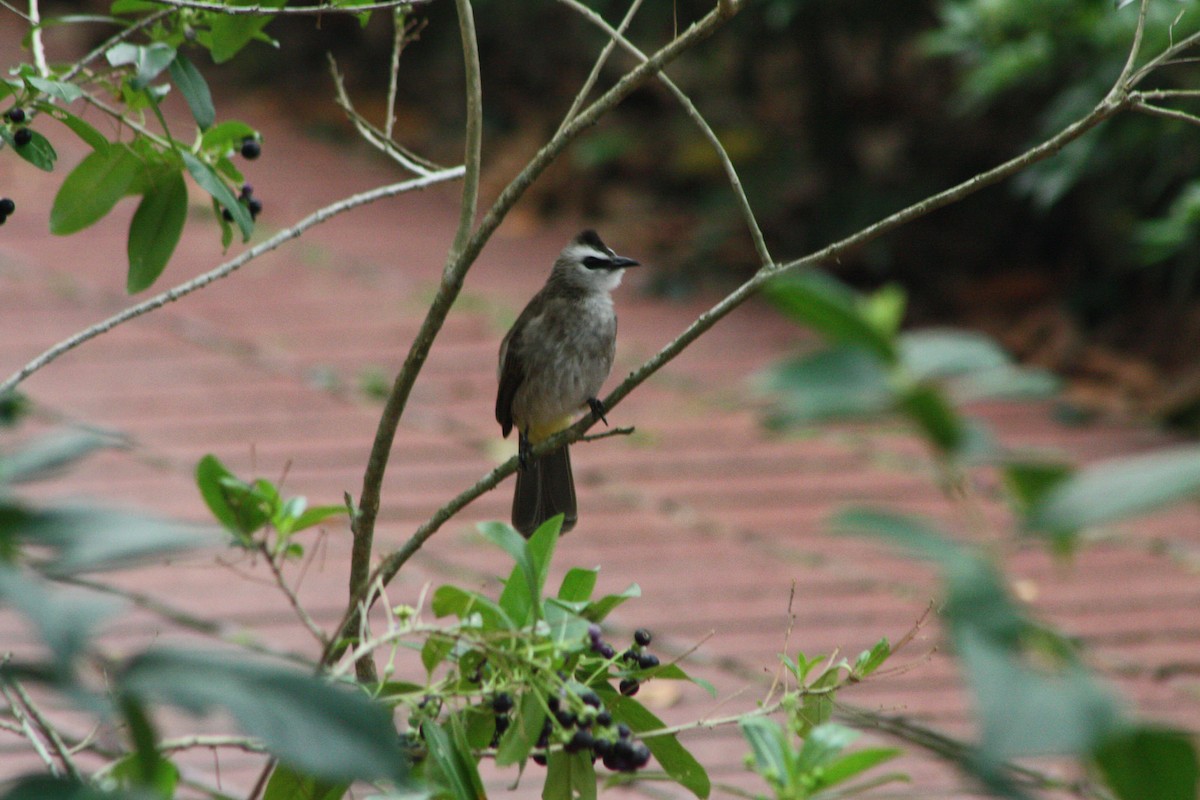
2, 87, 1199, 800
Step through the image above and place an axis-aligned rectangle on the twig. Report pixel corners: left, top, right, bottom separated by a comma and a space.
578, 425, 635, 444
328, 53, 441, 175
8, 680, 82, 781
1, 167, 463, 395
259, 543, 330, 649
159, 734, 267, 755
0, 682, 60, 776
555, 0, 772, 266
1130, 97, 1200, 127
1114, 0, 1150, 90
555, 0, 646, 137
61, 10, 173, 82
28, 0, 48, 77
144, 0, 429, 14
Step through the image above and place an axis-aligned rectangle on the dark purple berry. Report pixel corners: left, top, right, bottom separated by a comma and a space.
554, 709, 577, 728
622, 648, 639, 663
0, 215, 6, 226
239, 183, 254, 199
592, 737, 612, 757
6, 107, 25, 123
547, 696, 560, 713
596, 642, 615, 659
637, 653, 660, 670
588, 623, 602, 642
564, 729, 593, 754
619, 678, 639, 696
634, 628, 652, 647
630, 742, 651, 769
222, 208, 234, 222
240, 137, 261, 159
532, 752, 547, 766
491, 693, 514, 714
595, 710, 612, 727
494, 714, 510, 735
579, 689, 601, 708
616, 723, 631, 739
611, 739, 637, 772
13, 127, 32, 147
0, 198, 13, 215
247, 198, 263, 218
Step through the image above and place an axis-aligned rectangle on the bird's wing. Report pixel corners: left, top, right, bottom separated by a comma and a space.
496, 324, 525, 437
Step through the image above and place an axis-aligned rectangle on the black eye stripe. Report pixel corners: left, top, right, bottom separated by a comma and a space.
582, 256, 607, 269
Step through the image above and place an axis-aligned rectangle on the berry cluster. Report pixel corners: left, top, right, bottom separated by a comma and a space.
521, 690, 651, 773
5, 107, 31, 147
222, 183, 263, 222
0, 197, 14, 226
590, 625, 659, 697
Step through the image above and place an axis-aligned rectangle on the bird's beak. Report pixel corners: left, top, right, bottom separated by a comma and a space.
610, 256, 640, 268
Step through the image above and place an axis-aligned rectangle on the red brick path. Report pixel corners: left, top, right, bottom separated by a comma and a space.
2, 87, 1199, 800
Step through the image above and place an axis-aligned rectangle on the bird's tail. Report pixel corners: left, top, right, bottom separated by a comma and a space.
512, 444, 577, 538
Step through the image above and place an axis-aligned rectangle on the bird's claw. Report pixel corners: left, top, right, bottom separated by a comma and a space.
588, 397, 609, 427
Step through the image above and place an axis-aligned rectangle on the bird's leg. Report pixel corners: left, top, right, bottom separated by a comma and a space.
518, 431, 532, 471
587, 397, 608, 426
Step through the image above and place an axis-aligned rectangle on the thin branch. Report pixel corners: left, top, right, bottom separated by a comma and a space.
0, 682, 60, 776
1135, 88, 1200, 100
556, 0, 772, 265
328, 53, 441, 175
259, 544, 330, 649
1130, 97, 1200, 127
144, 0, 429, 14
345, 0, 482, 684
1114, 0, 1150, 89
61, 10, 173, 83
556, 0, 646, 137
8, 681, 82, 781
1130, 26, 1200, 87
159, 734, 267, 755
1, 166, 463, 395
28, 0, 49, 77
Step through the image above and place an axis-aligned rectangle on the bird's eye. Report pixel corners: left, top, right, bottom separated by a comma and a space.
582, 256, 607, 269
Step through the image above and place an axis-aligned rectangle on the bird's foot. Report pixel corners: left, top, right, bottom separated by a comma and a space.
588, 397, 609, 427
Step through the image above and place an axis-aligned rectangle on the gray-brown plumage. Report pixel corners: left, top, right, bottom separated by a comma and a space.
496, 230, 639, 537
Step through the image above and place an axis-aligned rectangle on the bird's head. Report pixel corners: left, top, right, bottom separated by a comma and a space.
554, 229, 640, 292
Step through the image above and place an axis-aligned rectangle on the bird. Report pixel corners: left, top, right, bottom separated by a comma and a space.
496, 230, 639, 537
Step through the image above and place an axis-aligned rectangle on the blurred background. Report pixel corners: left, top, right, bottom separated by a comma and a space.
59, 0, 1200, 426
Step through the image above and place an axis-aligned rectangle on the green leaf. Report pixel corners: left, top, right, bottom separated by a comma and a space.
1003, 460, 1073, 514
421, 635, 453, 676
898, 329, 1010, 380
794, 723, 858, 773
495, 691, 545, 767
610, 696, 710, 798
106, 42, 176, 91
763, 271, 896, 362
853, 637, 890, 678
119, 648, 408, 784
208, 0, 286, 63
581, 583, 640, 622
423, 718, 484, 800
289, 503, 349, 533
50, 145, 141, 234
0, 562, 118, 664
798, 667, 839, 737
181, 151, 252, 240
195, 454, 269, 539
0, 776, 158, 800
545, 750, 597, 800
26, 76, 84, 103
958, 627, 1121, 760
0, 429, 121, 485
116, 694, 175, 794
897, 383, 964, 453
127, 168, 187, 293
818, 745, 902, 789
756, 346, 892, 426
8, 504, 215, 576
430, 585, 513, 630
200, 119, 258, 154
831, 508, 966, 567
263, 763, 348, 800
557, 567, 598, 602
35, 104, 108, 150
739, 716, 790, 790
3, 127, 58, 171
1094, 727, 1198, 800
1026, 445, 1200, 537
167, 54, 214, 130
